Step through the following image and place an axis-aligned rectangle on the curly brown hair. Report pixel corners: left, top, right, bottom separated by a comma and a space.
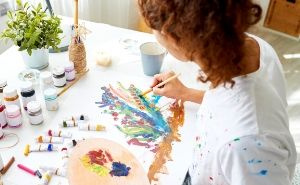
138, 0, 262, 87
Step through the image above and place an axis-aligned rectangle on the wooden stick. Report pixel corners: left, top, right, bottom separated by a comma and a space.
58, 69, 89, 97
0, 157, 15, 175
140, 73, 181, 96
74, 0, 79, 27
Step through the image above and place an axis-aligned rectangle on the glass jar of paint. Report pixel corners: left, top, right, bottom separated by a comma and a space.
5, 104, 22, 128
0, 79, 7, 99
65, 62, 76, 81
3, 86, 21, 108
52, 67, 66, 87
20, 81, 36, 110
0, 99, 7, 129
27, 101, 44, 125
40, 71, 54, 90
44, 88, 58, 111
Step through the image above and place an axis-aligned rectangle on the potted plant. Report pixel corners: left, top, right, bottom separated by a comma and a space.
0, 1, 62, 69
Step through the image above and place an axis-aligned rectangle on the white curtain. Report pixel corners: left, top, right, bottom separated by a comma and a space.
52, 0, 139, 29
8, 0, 140, 30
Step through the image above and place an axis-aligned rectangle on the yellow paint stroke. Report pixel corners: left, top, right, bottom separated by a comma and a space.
148, 101, 185, 183
81, 155, 110, 176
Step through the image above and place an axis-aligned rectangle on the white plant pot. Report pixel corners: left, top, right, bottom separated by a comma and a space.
21, 49, 49, 70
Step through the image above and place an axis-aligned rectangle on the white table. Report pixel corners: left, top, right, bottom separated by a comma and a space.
0, 17, 205, 185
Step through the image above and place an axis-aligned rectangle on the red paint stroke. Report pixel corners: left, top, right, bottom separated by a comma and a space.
87, 149, 113, 166
109, 84, 133, 104
150, 146, 159, 153
105, 151, 113, 162
127, 138, 152, 148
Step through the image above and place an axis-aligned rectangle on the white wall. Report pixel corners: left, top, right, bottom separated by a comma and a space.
254, 0, 270, 26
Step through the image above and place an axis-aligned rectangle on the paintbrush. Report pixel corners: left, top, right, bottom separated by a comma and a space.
0, 157, 15, 175
58, 68, 89, 97
140, 73, 181, 97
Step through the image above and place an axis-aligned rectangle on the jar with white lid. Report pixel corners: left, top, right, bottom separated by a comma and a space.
3, 86, 21, 108
65, 62, 76, 81
27, 101, 44, 125
20, 81, 36, 110
44, 88, 58, 111
40, 71, 54, 90
0, 99, 7, 129
6, 104, 22, 128
52, 67, 66, 87
0, 79, 7, 100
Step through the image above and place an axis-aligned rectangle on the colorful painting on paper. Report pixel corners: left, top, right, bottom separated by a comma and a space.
95, 82, 185, 183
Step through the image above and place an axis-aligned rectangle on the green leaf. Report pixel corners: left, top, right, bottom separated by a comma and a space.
16, 0, 22, 7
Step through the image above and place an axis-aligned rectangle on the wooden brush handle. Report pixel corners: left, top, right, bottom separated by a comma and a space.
0, 157, 15, 175
74, 0, 79, 27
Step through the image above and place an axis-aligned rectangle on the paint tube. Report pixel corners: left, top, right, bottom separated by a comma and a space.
63, 114, 89, 122
58, 120, 85, 128
35, 136, 64, 144
47, 129, 72, 138
38, 171, 52, 185
60, 148, 69, 167
24, 144, 57, 156
78, 124, 105, 131
39, 166, 67, 177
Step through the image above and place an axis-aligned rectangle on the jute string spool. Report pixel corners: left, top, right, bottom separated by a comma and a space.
69, 0, 89, 74
69, 38, 86, 74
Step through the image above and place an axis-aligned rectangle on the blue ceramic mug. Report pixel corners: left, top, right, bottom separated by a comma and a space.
140, 42, 167, 76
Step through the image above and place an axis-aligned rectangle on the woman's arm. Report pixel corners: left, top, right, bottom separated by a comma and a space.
181, 88, 205, 104
151, 71, 205, 104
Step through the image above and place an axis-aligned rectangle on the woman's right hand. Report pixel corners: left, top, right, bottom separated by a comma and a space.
150, 71, 188, 100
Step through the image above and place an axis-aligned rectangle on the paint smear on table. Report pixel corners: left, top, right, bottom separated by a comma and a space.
95, 82, 185, 183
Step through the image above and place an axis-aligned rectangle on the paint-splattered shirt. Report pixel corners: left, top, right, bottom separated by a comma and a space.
189, 34, 297, 185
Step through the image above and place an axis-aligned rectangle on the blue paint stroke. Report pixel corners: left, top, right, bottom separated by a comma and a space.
248, 159, 263, 164
256, 170, 268, 176
110, 162, 131, 176
151, 95, 162, 104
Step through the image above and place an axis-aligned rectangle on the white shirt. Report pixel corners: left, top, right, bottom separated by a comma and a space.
189, 34, 297, 185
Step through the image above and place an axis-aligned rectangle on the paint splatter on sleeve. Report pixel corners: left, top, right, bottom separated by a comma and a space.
217, 135, 295, 185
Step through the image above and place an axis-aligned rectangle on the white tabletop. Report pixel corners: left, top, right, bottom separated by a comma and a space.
0, 17, 206, 185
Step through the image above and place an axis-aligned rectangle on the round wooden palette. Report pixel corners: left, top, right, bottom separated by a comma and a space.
68, 138, 150, 185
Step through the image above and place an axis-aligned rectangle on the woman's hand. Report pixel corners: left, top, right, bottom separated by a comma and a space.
150, 71, 188, 100
150, 71, 205, 104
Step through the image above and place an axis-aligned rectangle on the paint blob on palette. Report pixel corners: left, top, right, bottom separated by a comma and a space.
80, 149, 131, 177
96, 82, 185, 183
95, 82, 172, 152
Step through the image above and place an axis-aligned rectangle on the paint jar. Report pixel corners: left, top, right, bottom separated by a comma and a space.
44, 88, 58, 111
3, 86, 21, 108
52, 67, 66, 87
6, 104, 22, 128
65, 62, 76, 81
40, 71, 54, 90
27, 101, 44, 125
0, 99, 7, 129
0, 79, 7, 100
20, 81, 36, 110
